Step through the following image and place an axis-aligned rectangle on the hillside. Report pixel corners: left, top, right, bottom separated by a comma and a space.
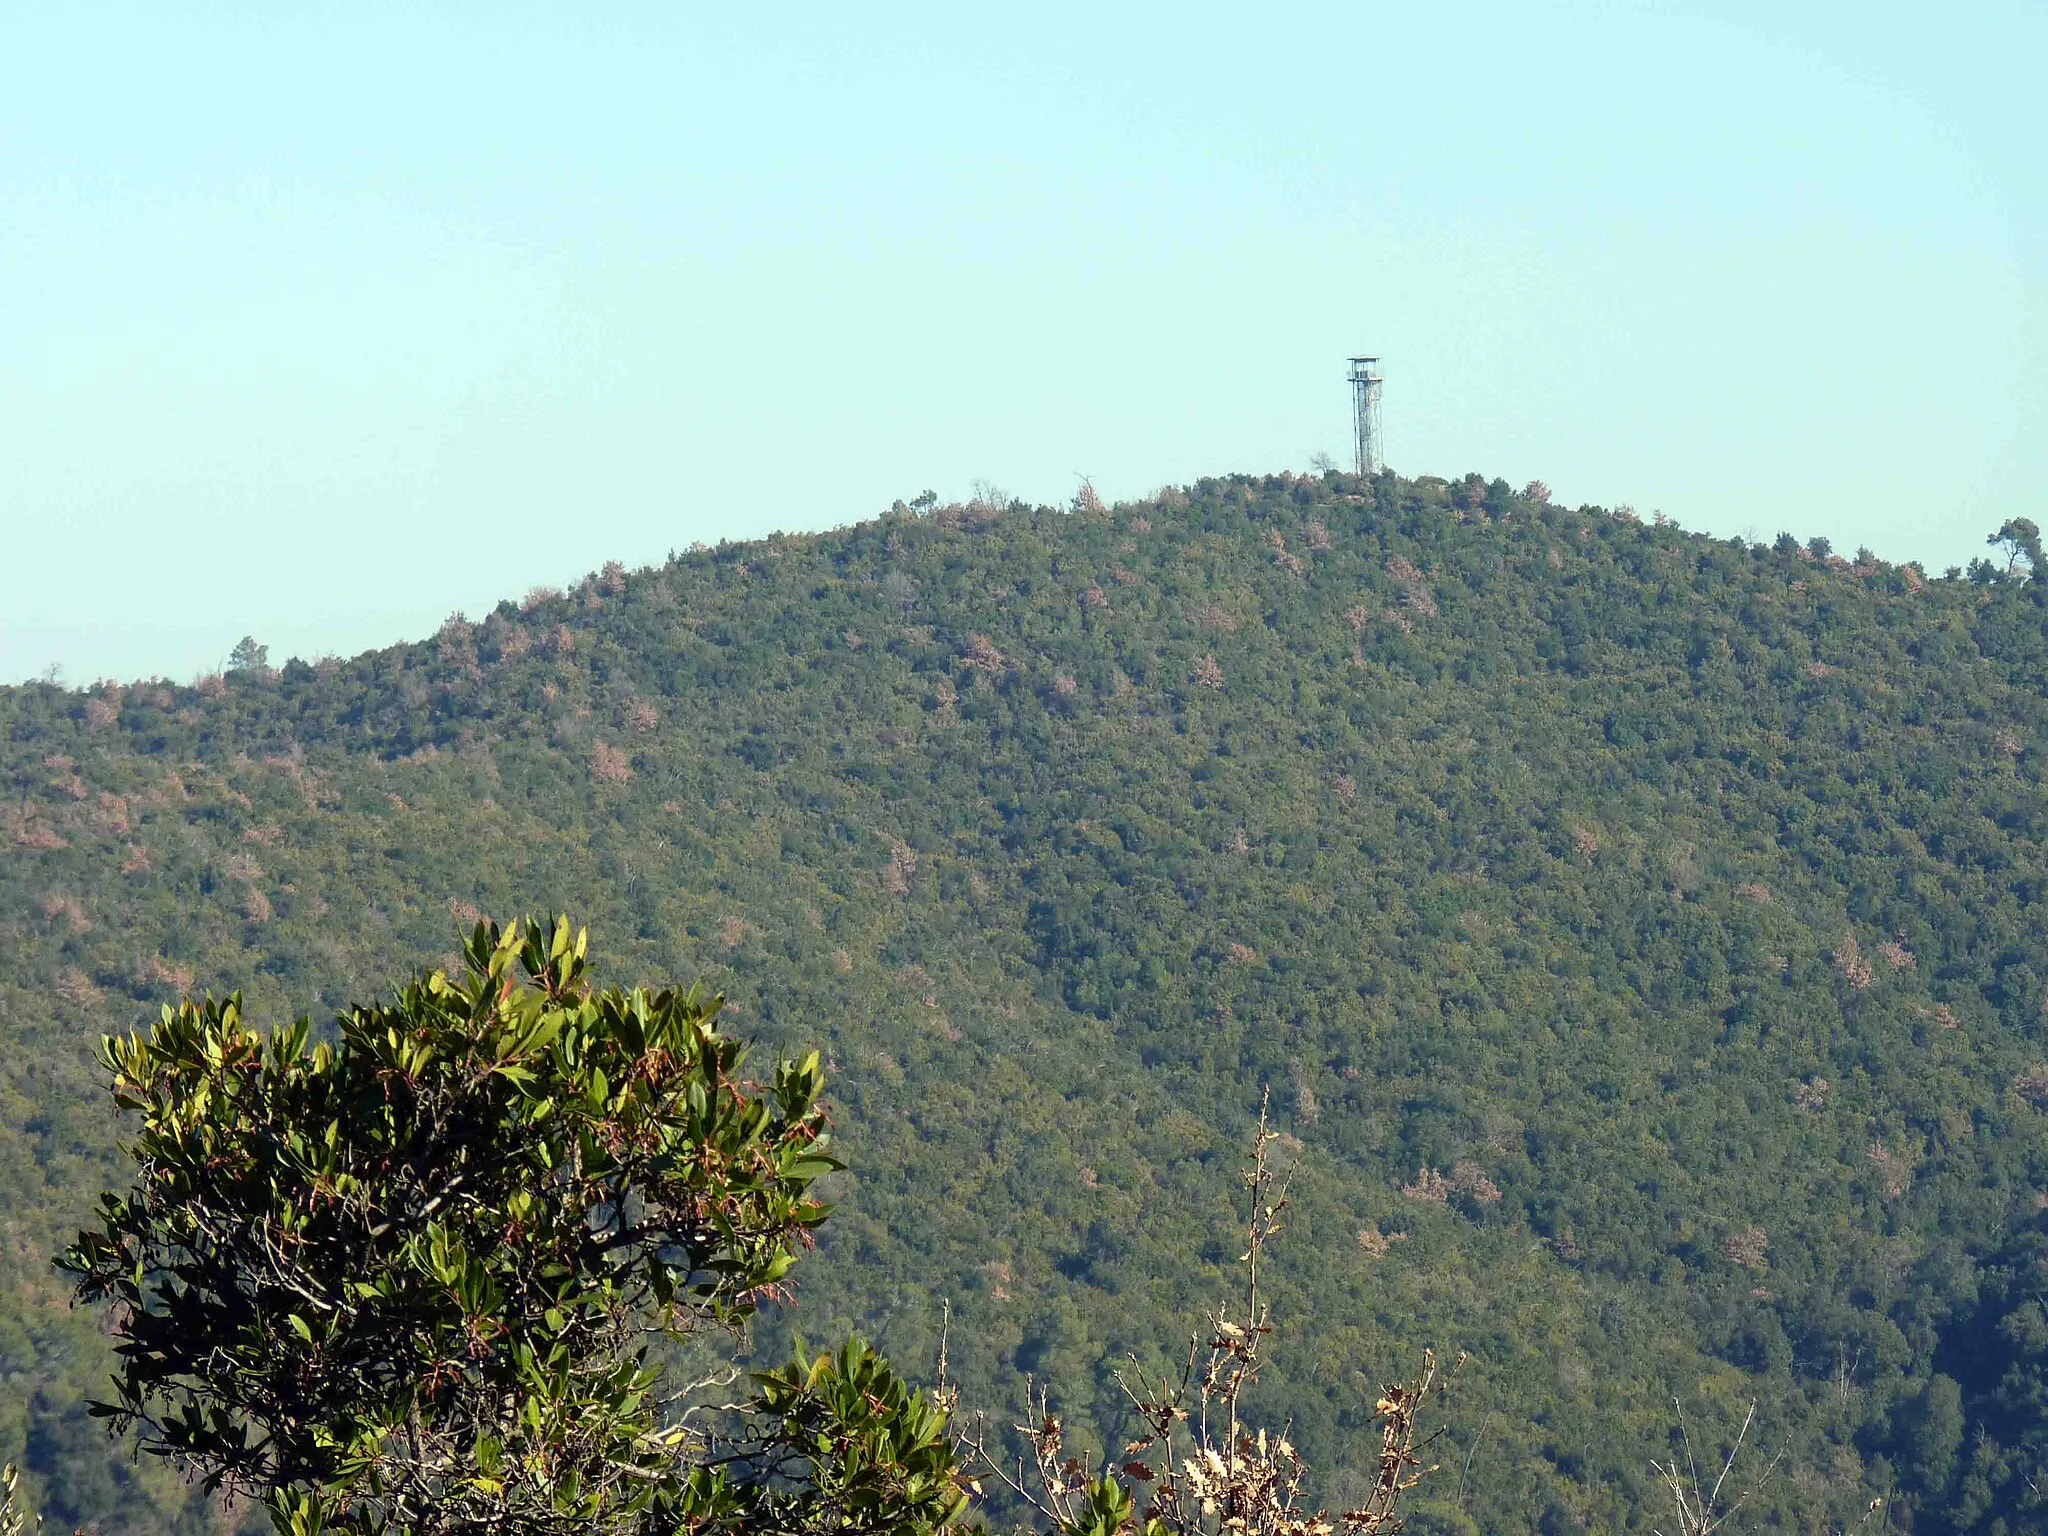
4, 471, 2047, 1534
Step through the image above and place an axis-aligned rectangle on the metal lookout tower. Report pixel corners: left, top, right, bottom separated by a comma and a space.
1348, 356, 1384, 477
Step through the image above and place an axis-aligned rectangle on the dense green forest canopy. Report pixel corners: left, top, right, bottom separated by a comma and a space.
4, 469, 2047, 1533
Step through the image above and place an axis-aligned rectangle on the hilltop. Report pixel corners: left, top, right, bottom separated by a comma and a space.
4, 471, 2046, 1534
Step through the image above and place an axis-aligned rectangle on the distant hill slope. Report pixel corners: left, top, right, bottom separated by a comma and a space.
4, 471, 2047, 1534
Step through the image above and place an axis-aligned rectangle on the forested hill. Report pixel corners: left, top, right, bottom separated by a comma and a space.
6, 471, 2048, 1534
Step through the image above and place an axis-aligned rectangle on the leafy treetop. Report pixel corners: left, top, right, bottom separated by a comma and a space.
60, 917, 875, 1535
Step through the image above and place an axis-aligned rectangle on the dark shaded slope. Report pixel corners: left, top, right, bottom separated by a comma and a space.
4, 472, 2047, 1532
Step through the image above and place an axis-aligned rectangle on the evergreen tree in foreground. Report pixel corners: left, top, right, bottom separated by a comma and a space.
56, 918, 963, 1536
50, 917, 1442, 1536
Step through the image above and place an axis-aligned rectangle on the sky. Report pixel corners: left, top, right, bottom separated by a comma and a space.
1, 1, 2041, 684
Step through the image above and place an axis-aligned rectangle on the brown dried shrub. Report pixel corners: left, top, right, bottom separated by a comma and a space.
42, 894, 90, 933
626, 699, 660, 732
57, 968, 102, 1007
1877, 939, 1915, 970
1449, 1162, 1502, 1203
883, 842, 917, 896
589, 741, 635, 784
960, 634, 1007, 675
1191, 655, 1226, 690
1266, 531, 1306, 576
1723, 1227, 1769, 1269
1868, 1142, 1914, 1199
1736, 882, 1772, 904
1833, 935, 1873, 989
1401, 1167, 1452, 1203
1289, 1062, 1318, 1126
1792, 1077, 1831, 1110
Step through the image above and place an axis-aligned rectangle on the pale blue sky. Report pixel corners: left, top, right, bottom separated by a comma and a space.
2, 1, 2041, 683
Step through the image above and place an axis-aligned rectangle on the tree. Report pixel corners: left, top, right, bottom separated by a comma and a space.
1897, 1375, 1965, 1512
227, 637, 269, 674
60, 917, 968, 1536
1989, 518, 2044, 583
